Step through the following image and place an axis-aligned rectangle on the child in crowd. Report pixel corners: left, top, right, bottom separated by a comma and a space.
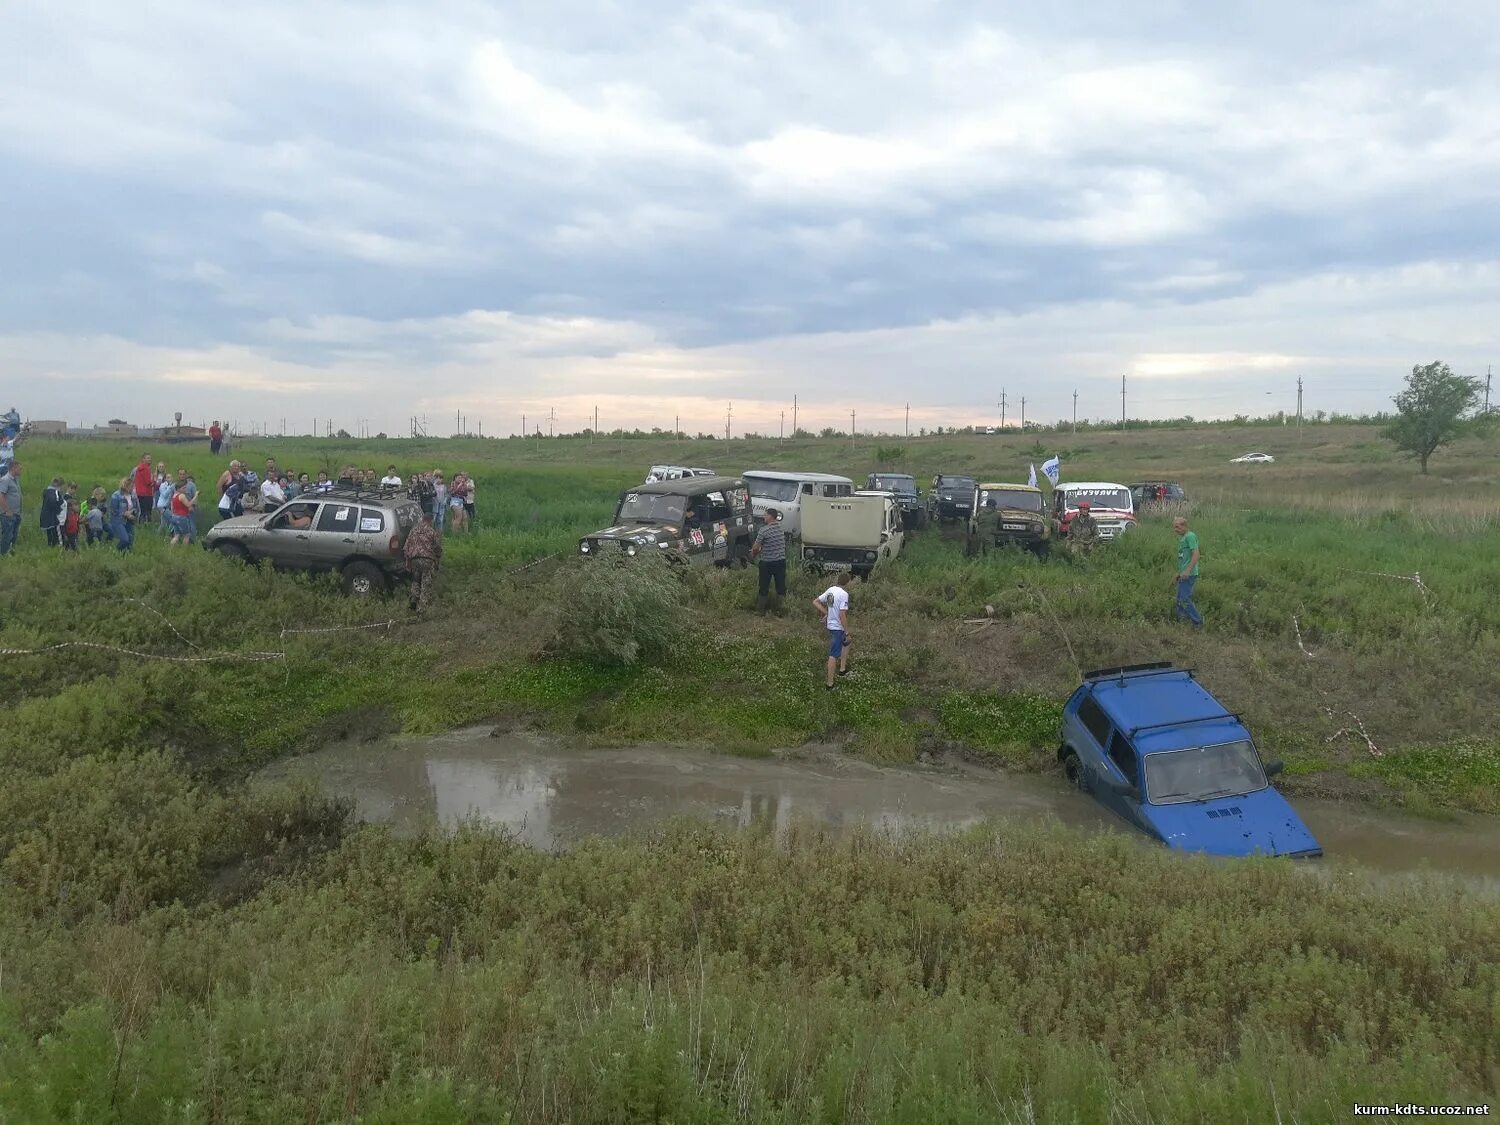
61, 497, 81, 551
84, 494, 106, 546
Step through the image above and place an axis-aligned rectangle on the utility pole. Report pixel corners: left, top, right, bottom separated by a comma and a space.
780, 410, 785, 443
998, 388, 1007, 429
1120, 374, 1127, 430
1485, 365, 1492, 414
675, 414, 680, 443
792, 395, 798, 437
1296, 375, 1304, 430
1072, 389, 1078, 435
592, 405, 598, 444
725, 402, 732, 442
905, 402, 910, 437
1020, 396, 1027, 431
548, 408, 555, 438
850, 409, 856, 454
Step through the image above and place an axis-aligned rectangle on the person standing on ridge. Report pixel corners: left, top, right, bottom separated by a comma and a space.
811, 571, 853, 689
403, 509, 443, 613
750, 509, 787, 614
1173, 515, 1203, 630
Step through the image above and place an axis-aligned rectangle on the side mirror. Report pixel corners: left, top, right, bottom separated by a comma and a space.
880, 530, 890, 542
1263, 759, 1284, 778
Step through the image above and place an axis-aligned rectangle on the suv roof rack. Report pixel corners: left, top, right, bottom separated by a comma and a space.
1082, 661, 1177, 681
310, 484, 415, 503
1129, 711, 1241, 737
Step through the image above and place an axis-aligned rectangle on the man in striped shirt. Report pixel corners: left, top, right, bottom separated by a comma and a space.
751, 509, 787, 614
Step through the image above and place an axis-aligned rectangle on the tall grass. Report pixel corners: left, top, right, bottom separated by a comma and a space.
2, 823, 1495, 1121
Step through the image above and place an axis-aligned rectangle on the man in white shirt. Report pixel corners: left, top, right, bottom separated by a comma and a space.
380, 465, 402, 488
260, 474, 286, 510
811, 571, 853, 689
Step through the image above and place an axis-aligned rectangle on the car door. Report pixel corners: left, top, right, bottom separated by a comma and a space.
259, 501, 321, 567
315, 500, 363, 565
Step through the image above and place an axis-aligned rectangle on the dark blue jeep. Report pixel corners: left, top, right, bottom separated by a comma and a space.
1059, 663, 1321, 858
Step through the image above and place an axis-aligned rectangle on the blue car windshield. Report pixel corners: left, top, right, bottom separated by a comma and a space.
1144, 740, 1268, 805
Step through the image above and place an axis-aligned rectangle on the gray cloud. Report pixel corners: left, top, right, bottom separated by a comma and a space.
2, 0, 1496, 433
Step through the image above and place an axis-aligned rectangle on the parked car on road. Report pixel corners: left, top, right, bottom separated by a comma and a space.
1051, 482, 1136, 541
580, 476, 754, 567
1058, 663, 1320, 858
1230, 452, 1276, 464
204, 486, 422, 597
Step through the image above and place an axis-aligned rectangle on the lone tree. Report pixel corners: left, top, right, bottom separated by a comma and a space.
1383, 361, 1481, 474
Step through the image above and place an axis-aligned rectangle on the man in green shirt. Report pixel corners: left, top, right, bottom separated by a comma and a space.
1172, 516, 1202, 629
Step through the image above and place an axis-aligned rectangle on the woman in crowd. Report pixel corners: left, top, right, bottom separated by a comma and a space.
109, 476, 136, 551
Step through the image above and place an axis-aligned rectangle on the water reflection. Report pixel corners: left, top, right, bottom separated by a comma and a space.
265, 727, 1500, 886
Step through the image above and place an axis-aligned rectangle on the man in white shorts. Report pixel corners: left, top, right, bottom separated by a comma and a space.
811, 571, 853, 690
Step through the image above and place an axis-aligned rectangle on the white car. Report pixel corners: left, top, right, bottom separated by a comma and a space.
1230, 452, 1276, 464
644, 465, 716, 483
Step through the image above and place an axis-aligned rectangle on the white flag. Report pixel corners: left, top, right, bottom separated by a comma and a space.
1041, 456, 1061, 485
1027, 463, 1038, 488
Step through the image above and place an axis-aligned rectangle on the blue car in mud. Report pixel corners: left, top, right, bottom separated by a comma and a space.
1058, 663, 1321, 858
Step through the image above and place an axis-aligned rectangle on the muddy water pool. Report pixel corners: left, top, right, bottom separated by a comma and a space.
262, 727, 1500, 888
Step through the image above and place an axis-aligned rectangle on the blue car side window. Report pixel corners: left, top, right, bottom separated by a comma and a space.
1107, 732, 1139, 786
1077, 694, 1112, 748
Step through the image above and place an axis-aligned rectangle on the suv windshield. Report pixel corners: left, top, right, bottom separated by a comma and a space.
980, 489, 1043, 512
1144, 740, 1268, 804
870, 475, 916, 494
616, 491, 687, 524
1065, 487, 1130, 510
745, 477, 801, 503
937, 477, 976, 491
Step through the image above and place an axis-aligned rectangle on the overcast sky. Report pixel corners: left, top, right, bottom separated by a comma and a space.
4, 1, 1497, 436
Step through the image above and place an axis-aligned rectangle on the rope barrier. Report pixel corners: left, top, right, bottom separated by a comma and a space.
280, 619, 397, 638
1334, 567, 1433, 606
0, 641, 283, 662
1290, 612, 1382, 758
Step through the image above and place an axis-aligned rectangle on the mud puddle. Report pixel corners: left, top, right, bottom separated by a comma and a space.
263, 727, 1500, 888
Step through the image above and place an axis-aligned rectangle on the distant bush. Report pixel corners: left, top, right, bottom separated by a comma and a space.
547, 554, 687, 666
875, 444, 906, 465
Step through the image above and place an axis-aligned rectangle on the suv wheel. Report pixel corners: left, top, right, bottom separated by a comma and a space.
214, 541, 250, 564
1062, 750, 1086, 790
341, 561, 387, 597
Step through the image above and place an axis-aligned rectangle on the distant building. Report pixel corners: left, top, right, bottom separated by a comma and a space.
29, 419, 68, 435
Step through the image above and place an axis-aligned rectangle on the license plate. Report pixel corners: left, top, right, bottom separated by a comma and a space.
1002, 523, 1027, 531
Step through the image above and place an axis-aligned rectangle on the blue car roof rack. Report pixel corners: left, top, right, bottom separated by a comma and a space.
1128, 711, 1242, 737
1082, 661, 1178, 681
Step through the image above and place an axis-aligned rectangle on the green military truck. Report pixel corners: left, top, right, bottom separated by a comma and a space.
974, 482, 1051, 555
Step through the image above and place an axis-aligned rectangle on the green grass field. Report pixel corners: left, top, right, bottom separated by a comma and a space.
1, 423, 1497, 1120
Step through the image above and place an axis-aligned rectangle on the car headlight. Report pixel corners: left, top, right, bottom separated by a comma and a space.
865, 551, 877, 561
579, 542, 590, 553
626, 545, 637, 556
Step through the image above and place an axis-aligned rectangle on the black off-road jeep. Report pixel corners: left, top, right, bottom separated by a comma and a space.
579, 476, 755, 566
928, 474, 978, 525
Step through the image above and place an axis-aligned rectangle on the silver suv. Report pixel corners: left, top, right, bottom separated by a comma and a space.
203, 487, 422, 596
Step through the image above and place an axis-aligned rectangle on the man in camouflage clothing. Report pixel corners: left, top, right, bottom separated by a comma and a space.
1068, 499, 1100, 555
972, 496, 1000, 556
403, 509, 443, 612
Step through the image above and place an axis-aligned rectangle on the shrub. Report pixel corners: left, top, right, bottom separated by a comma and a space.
875, 444, 906, 465
546, 554, 688, 666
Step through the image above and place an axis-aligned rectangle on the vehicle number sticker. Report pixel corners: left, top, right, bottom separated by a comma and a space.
360, 517, 382, 531
690, 529, 704, 546
332, 506, 352, 521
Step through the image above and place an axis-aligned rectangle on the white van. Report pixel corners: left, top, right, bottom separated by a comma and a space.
741, 471, 854, 538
